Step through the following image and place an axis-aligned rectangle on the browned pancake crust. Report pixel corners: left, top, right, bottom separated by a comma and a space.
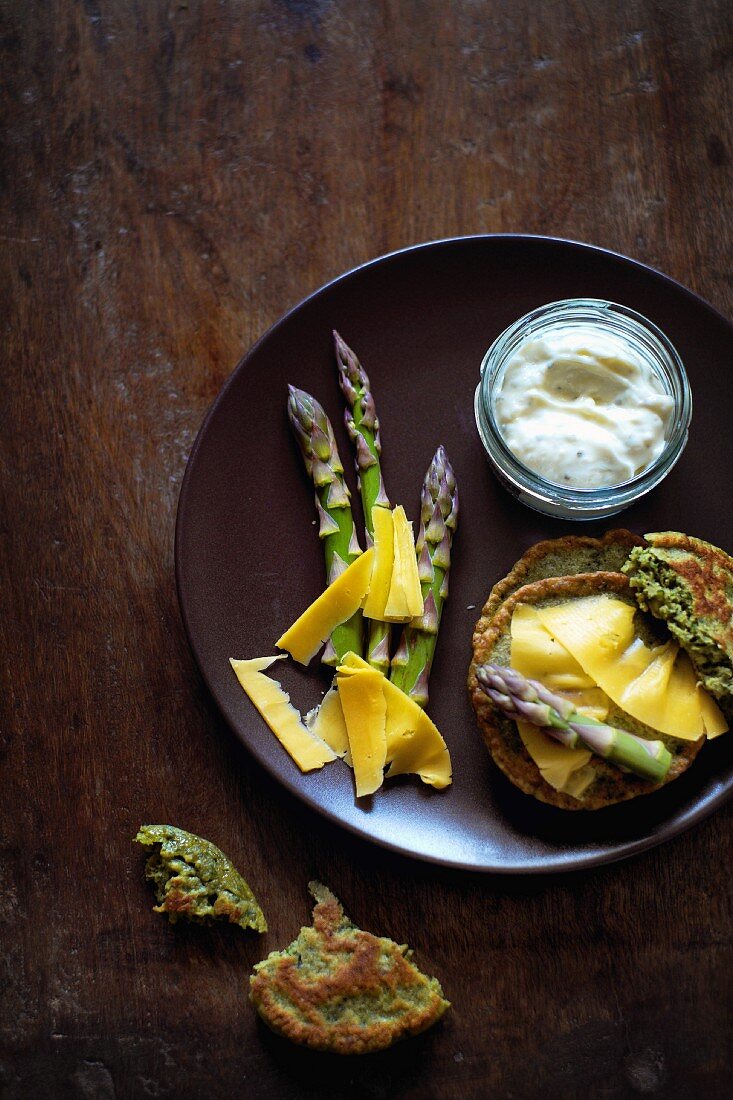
642, 531, 733, 661
468, 572, 703, 811
249, 883, 449, 1054
480, 529, 646, 628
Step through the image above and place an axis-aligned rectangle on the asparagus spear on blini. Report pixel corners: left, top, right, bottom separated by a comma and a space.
475, 663, 672, 783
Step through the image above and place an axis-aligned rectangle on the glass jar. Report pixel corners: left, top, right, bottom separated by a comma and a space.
474, 298, 692, 520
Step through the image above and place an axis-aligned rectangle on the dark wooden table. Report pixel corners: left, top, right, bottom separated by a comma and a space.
3, 2, 733, 1097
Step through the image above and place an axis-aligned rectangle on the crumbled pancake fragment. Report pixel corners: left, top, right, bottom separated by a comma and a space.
249, 882, 449, 1054
135, 824, 266, 932
624, 531, 733, 703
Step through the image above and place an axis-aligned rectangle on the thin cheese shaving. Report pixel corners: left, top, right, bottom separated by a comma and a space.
306, 685, 350, 756
383, 687, 452, 788
510, 607, 598, 796
276, 548, 374, 664
510, 604, 599, 693
337, 652, 451, 789
536, 596, 727, 739
517, 721, 594, 794
229, 656, 337, 772
699, 685, 729, 737
616, 642, 702, 735
362, 507, 395, 620
336, 666, 387, 797
383, 507, 424, 621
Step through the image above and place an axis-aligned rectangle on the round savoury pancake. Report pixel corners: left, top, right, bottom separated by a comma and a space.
468, 572, 704, 811
479, 528, 646, 627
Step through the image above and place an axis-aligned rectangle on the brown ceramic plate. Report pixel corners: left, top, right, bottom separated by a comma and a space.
176, 235, 733, 873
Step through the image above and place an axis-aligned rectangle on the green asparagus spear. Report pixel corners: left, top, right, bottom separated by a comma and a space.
334, 331, 391, 673
287, 385, 364, 664
389, 446, 458, 707
475, 663, 672, 783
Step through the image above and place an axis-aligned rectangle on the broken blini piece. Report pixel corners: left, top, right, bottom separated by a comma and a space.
249, 881, 449, 1054
135, 824, 267, 932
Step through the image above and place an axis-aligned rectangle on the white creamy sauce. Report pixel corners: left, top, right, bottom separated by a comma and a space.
494, 325, 675, 488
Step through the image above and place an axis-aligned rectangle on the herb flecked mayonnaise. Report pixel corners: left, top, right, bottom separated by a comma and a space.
494, 326, 675, 489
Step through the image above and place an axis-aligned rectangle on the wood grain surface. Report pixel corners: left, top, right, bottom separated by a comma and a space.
2, 1, 732, 1097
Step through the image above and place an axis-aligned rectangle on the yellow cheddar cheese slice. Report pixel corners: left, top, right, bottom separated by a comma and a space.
551, 688, 609, 723
382, 684, 452, 788
699, 687, 728, 737
562, 764, 598, 800
362, 507, 395, 620
276, 547, 374, 664
511, 604, 605, 696
229, 656, 337, 772
337, 652, 452, 789
535, 596, 727, 740
512, 604, 609, 725
383, 506, 424, 622
517, 722, 594, 796
616, 641, 700, 735
306, 685, 350, 757
336, 666, 387, 797
510, 606, 599, 797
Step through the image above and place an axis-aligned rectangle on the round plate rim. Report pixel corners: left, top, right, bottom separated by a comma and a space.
175, 233, 733, 874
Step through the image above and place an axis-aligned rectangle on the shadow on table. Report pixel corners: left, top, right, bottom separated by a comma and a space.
254, 1015, 450, 1100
